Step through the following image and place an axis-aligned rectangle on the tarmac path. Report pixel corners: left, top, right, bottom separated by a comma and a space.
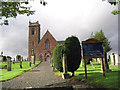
2, 61, 94, 89
2, 61, 66, 89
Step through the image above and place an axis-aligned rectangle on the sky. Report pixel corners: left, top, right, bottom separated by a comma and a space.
0, 0, 119, 59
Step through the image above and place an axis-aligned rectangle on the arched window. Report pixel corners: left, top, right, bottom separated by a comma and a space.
40, 55, 43, 59
45, 39, 50, 49
32, 41, 34, 46
32, 28, 34, 35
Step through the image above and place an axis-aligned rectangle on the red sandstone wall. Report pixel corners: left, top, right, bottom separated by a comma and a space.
35, 31, 59, 61
28, 23, 40, 61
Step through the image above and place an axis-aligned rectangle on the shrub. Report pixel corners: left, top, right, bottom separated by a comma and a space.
64, 36, 81, 76
16, 55, 21, 61
3, 56, 7, 62
53, 44, 64, 72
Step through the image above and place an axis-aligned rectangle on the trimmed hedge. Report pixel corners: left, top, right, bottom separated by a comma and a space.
52, 44, 64, 72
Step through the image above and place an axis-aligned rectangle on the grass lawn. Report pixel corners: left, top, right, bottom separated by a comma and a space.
0, 61, 41, 81
55, 62, 119, 88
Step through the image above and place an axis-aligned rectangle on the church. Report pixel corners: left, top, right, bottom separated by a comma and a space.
28, 21, 64, 61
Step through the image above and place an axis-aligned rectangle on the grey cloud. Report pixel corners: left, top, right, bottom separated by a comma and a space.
1, 0, 118, 58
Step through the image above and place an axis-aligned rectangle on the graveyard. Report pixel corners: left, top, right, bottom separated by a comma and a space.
0, 1, 119, 89
54, 61, 118, 88
0, 61, 41, 81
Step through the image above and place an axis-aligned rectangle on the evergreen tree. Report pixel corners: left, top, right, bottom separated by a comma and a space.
90, 29, 112, 71
64, 36, 81, 76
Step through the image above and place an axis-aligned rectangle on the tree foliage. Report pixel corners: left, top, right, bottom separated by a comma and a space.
3, 56, 7, 62
0, 2, 34, 25
52, 44, 64, 72
64, 36, 81, 73
90, 29, 112, 53
107, 0, 120, 15
0, 0, 47, 25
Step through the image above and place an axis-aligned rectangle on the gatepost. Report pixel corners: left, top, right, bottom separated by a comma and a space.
62, 54, 69, 79
7, 56, 12, 71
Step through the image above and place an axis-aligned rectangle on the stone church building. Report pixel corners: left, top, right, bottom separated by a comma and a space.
28, 21, 64, 61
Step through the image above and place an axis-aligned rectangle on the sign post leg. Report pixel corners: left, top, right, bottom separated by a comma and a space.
101, 57, 105, 77
84, 58, 87, 79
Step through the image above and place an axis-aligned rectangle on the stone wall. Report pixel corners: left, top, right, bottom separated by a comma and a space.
28, 21, 59, 61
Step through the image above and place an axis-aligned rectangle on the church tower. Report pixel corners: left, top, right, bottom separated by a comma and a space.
28, 21, 40, 61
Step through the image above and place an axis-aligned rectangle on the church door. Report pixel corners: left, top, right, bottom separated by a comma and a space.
46, 56, 50, 62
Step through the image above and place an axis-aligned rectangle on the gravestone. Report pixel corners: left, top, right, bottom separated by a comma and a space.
20, 60, 22, 69
90, 61, 95, 68
21, 57, 23, 61
29, 62, 31, 67
62, 54, 69, 79
115, 53, 118, 65
0, 51, 3, 62
110, 53, 115, 65
13, 58, 15, 64
31, 49, 35, 65
16, 55, 21, 62
7, 56, 12, 71
118, 54, 120, 65
0, 55, 3, 62
97, 58, 101, 63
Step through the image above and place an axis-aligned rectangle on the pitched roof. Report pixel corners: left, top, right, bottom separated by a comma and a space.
57, 41, 64, 44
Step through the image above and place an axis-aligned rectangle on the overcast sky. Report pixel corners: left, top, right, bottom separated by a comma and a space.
0, 0, 118, 59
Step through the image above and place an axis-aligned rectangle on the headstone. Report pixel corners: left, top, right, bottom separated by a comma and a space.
119, 54, 120, 65
90, 61, 95, 68
110, 53, 115, 65
31, 49, 35, 65
114, 53, 118, 65
7, 56, 12, 71
21, 57, 23, 61
13, 58, 15, 64
0, 55, 3, 62
93, 58, 97, 63
29, 62, 31, 67
97, 58, 101, 63
62, 54, 69, 79
20, 60, 22, 69
13, 58, 15, 62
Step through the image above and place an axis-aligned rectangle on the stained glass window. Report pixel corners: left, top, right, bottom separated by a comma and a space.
45, 39, 50, 49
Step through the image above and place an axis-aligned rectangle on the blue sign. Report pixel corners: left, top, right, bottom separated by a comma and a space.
83, 43, 103, 56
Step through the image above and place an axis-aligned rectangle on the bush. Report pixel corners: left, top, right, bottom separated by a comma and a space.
3, 56, 7, 62
64, 36, 81, 75
86, 59, 92, 64
16, 55, 21, 61
53, 44, 64, 72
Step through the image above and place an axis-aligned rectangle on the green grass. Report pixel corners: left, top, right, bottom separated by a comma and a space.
55, 62, 119, 88
0, 61, 41, 81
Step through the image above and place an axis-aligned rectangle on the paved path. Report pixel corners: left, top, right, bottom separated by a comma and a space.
2, 61, 66, 89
